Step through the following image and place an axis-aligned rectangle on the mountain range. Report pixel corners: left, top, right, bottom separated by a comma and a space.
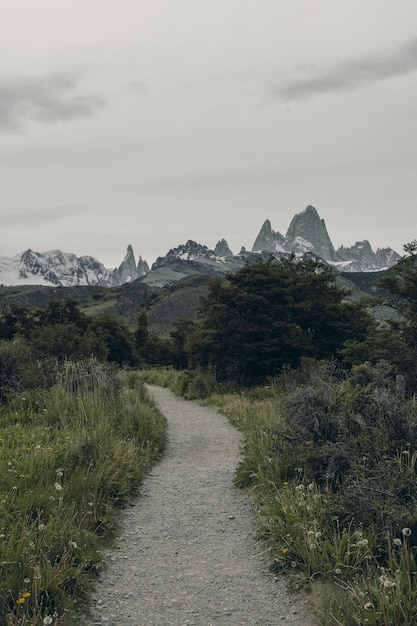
0, 206, 401, 288
0, 245, 149, 288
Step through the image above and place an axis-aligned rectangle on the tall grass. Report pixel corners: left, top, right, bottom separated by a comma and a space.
0, 359, 166, 625
152, 364, 417, 625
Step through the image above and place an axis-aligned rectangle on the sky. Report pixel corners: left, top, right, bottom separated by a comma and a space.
1, 1, 417, 269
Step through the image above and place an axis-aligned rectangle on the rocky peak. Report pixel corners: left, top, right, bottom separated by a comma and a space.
286, 205, 337, 262
337, 240, 375, 264
336, 241, 401, 272
137, 255, 150, 277
375, 247, 401, 268
18, 249, 113, 286
252, 219, 286, 253
214, 239, 233, 257
116, 244, 137, 284
1, 245, 149, 287
152, 240, 215, 269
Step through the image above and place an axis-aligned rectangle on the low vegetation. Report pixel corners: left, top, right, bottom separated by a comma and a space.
4, 245, 417, 624
0, 359, 166, 625
140, 362, 417, 625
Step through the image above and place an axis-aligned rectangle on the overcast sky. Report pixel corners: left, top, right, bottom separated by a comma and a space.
1, 1, 417, 268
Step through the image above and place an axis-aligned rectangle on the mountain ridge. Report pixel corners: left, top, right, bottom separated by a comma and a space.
0, 206, 401, 287
0, 246, 149, 288
252, 205, 400, 272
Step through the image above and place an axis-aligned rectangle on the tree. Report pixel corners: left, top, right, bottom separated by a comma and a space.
91, 315, 137, 367
39, 299, 89, 332
134, 309, 149, 348
0, 305, 36, 340
191, 257, 373, 385
169, 319, 196, 368
374, 242, 417, 392
377, 242, 417, 322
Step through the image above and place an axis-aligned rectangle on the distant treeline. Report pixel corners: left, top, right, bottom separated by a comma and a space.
2, 245, 417, 396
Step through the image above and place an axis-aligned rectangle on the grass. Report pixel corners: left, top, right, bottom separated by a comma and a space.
140, 365, 417, 625
0, 359, 167, 625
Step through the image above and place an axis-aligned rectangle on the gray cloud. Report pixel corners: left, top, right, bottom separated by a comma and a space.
1, 205, 89, 228
128, 79, 146, 94
0, 74, 106, 131
275, 37, 417, 101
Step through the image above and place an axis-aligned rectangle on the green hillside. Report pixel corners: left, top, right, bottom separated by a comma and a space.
0, 268, 392, 338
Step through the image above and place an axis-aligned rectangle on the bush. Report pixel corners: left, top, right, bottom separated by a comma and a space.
173, 367, 219, 400
276, 361, 417, 535
0, 338, 54, 401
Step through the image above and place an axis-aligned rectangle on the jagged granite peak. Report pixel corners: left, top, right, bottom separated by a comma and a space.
336, 241, 401, 272
286, 205, 338, 262
252, 219, 286, 253
116, 244, 137, 284
337, 240, 375, 265
250, 205, 399, 272
0, 205, 401, 287
375, 247, 401, 268
137, 255, 150, 277
214, 239, 233, 257
152, 240, 216, 269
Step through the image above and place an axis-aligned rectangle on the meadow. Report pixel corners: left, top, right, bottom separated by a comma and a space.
139, 364, 417, 626
0, 359, 166, 625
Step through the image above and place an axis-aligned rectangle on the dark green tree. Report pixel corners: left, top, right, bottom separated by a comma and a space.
374, 241, 417, 392
39, 299, 89, 332
169, 319, 196, 368
91, 315, 137, 366
191, 257, 373, 384
377, 241, 417, 323
30, 323, 107, 361
134, 309, 149, 346
0, 305, 36, 340
133, 309, 173, 366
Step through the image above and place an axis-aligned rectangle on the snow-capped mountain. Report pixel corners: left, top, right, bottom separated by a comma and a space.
0, 205, 401, 287
138, 240, 256, 288
139, 206, 400, 287
0, 246, 149, 287
252, 206, 400, 272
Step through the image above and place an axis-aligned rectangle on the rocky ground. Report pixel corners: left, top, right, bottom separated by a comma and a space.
86, 385, 316, 626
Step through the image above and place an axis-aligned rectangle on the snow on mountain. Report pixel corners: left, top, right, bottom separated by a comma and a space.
252, 206, 401, 272
0, 246, 149, 287
1, 205, 402, 287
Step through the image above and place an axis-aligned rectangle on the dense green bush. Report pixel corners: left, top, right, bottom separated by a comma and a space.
236, 361, 417, 537
0, 337, 55, 402
173, 367, 219, 400
278, 361, 417, 531
0, 301, 140, 371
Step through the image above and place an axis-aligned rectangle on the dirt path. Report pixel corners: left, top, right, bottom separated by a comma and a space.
87, 385, 315, 626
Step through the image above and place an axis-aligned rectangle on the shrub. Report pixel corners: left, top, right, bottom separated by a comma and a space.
277, 361, 417, 536
0, 338, 53, 401
173, 367, 218, 400
196, 359, 417, 622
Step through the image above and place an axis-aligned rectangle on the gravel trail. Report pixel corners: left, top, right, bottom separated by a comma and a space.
88, 385, 315, 626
